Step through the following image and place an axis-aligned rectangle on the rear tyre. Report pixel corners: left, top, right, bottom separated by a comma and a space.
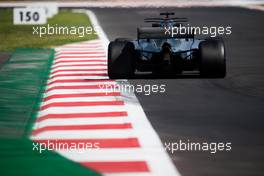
108, 41, 135, 79
199, 38, 226, 78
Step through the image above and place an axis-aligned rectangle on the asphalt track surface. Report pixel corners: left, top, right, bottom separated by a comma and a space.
91, 7, 264, 176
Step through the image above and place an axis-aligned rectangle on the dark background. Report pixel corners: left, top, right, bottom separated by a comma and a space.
92, 7, 264, 176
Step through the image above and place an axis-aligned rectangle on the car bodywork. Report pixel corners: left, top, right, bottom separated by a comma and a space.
108, 12, 226, 78
131, 37, 202, 72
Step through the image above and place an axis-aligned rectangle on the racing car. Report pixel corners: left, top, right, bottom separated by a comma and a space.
108, 12, 226, 78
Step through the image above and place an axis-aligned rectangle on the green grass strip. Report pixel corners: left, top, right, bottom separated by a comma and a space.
0, 9, 97, 51
0, 48, 101, 176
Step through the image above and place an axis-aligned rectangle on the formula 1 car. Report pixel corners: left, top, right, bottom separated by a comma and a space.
108, 12, 226, 78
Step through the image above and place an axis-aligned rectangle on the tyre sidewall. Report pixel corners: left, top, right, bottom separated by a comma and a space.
199, 38, 226, 78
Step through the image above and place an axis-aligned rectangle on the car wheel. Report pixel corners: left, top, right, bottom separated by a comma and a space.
108, 41, 135, 79
199, 38, 226, 78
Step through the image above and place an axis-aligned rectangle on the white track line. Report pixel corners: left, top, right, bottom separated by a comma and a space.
86, 10, 180, 176
57, 148, 169, 162
54, 58, 106, 62
46, 81, 114, 88
43, 89, 118, 97
105, 174, 152, 176
33, 117, 130, 129
47, 76, 108, 81
51, 66, 107, 72
30, 129, 136, 139
41, 96, 121, 106
51, 70, 107, 76
37, 107, 127, 117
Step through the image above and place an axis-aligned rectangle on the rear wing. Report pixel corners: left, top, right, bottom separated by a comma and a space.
137, 27, 194, 39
